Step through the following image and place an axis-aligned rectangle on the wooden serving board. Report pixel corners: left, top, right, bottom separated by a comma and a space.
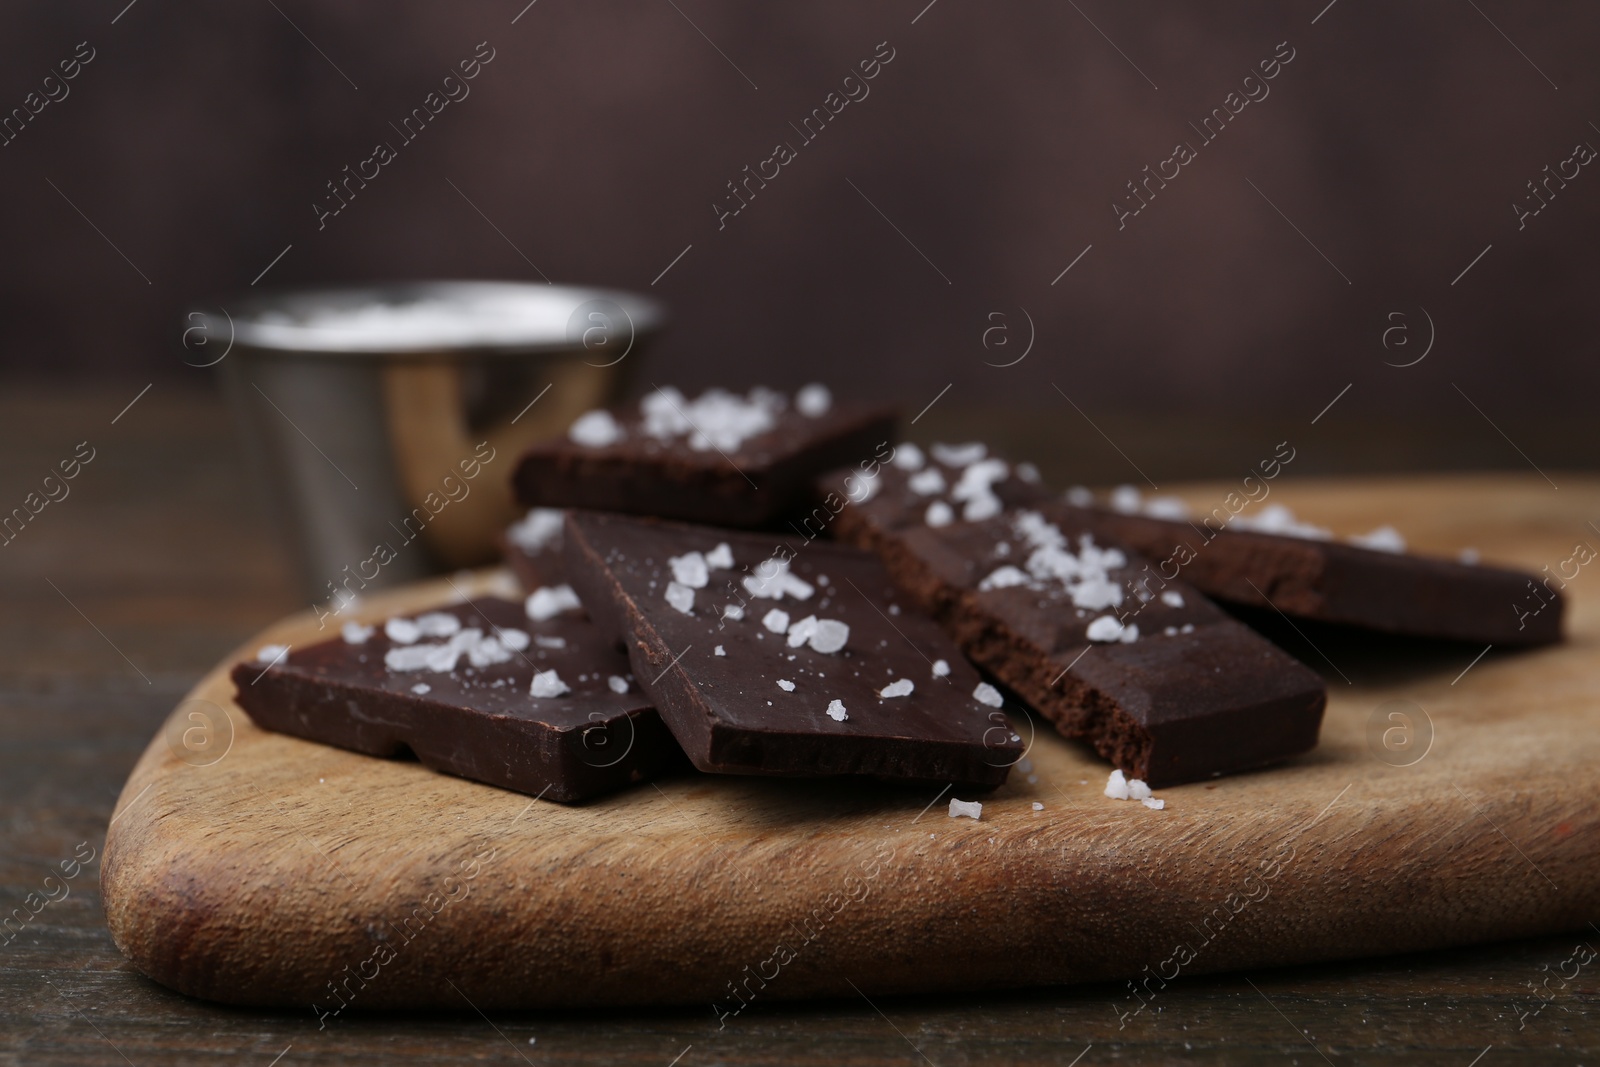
102, 475, 1600, 1011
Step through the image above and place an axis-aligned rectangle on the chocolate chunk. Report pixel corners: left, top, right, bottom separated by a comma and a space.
230, 598, 681, 803
562, 511, 1024, 786
839, 487, 1326, 786
513, 385, 896, 528
1073, 500, 1564, 647
501, 507, 568, 590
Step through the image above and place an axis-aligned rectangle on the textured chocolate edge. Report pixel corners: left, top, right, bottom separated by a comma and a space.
866, 518, 1325, 787
229, 662, 680, 805
513, 409, 897, 528
1074, 507, 1563, 647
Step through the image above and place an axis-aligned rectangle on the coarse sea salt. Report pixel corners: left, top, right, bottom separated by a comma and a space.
973, 682, 1004, 708
826, 699, 848, 721
1086, 615, 1138, 643
931, 442, 986, 467
341, 622, 374, 644
879, 678, 914, 698
607, 675, 629, 694
777, 679, 796, 692
714, 645, 726, 656
665, 582, 695, 614
669, 551, 710, 589
948, 798, 983, 820
1160, 590, 1184, 608
932, 659, 951, 677
507, 507, 564, 553
255, 644, 290, 664
763, 608, 791, 634
926, 500, 954, 527
705, 542, 734, 569
385, 618, 422, 644
530, 670, 570, 698
1104, 768, 1160, 807
795, 382, 832, 417
414, 612, 462, 637
411, 683, 431, 695
743, 555, 814, 601
908, 468, 946, 495
891, 442, 925, 471
526, 585, 581, 621
569, 409, 623, 447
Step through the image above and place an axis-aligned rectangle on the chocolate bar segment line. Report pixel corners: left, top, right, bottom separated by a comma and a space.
562, 510, 1024, 785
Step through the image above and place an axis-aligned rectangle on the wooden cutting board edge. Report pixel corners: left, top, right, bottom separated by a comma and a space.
100, 476, 1600, 1010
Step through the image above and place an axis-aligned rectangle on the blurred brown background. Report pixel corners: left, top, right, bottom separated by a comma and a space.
0, 1, 1596, 469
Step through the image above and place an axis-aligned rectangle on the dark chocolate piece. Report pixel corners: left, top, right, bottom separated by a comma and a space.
230, 597, 681, 803
500, 507, 568, 591
1072, 498, 1564, 647
851, 493, 1327, 787
562, 511, 1024, 786
513, 386, 897, 528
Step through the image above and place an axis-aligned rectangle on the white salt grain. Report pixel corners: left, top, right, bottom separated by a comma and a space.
973, 682, 1004, 708
826, 699, 848, 721
665, 581, 695, 615
255, 643, 290, 664
1160, 590, 1184, 608
796, 383, 832, 417
763, 608, 791, 634
1142, 797, 1165, 810
705, 542, 735, 569
669, 551, 710, 589
498, 628, 531, 651
908, 468, 946, 495
341, 622, 374, 645
891, 442, 925, 470
530, 670, 570, 698
1104, 768, 1132, 800
948, 798, 983, 820
411, 683, 431, 695
933, 659, 951, 678
526, 585, 581, 621
506, 507, 564, 553
607, 675, 629, 694
1031, 801, 1045, 811
714, 645, 726, 656
414, 612, 461, 638
569, 409, 623, 447
808, 619, 850, 654
385, 618, 421, 644
777, 679, 796, 692
1086, 615, 1126, 642
925, 500, 954, 527
784, 614, 816, 647
879, 678, 914, 698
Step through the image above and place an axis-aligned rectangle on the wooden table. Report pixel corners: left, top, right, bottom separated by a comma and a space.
2, 385, 1595, 1065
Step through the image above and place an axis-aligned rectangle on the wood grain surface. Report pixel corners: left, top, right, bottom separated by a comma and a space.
100, 474, 1600, 1014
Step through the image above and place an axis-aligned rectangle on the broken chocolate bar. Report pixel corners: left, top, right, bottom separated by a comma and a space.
231, 597, 681, 803
562, 511, 1024, 786
1075, 492, 1564, 647
848, 491, 1327, 786
513, 385, 896, 528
